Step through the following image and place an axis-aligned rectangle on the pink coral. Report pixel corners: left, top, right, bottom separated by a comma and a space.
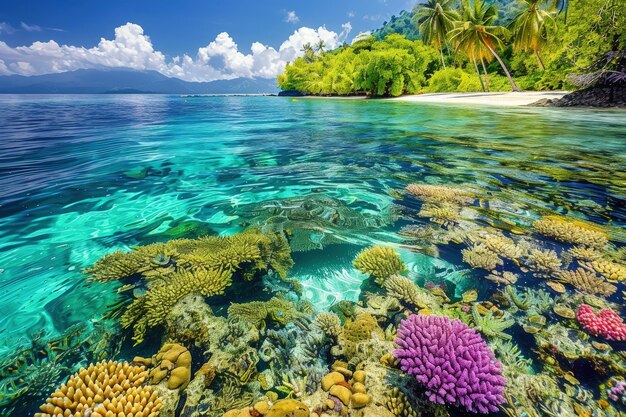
394, 314, 506, 414
576, 304, 626, 341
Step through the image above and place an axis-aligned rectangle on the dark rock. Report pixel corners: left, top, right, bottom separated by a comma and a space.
534, 85, 626, 108
278, 90, 305, 97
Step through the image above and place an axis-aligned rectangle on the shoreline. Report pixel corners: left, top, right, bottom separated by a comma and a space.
298, 91, 569, 107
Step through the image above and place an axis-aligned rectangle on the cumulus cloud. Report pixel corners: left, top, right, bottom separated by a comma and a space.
285, 11, 299, 24
0, 22, 351, 82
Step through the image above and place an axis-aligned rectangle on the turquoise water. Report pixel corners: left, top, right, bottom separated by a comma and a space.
1, 95, 626, 416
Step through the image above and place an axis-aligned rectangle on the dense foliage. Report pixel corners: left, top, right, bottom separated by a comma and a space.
277, 35, 437, 97
278, 0, 626, 96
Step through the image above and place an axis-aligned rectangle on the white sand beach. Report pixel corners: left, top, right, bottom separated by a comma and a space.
387, 91, 567, 106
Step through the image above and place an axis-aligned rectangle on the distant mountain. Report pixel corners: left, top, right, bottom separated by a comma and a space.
0, 69, 279, 94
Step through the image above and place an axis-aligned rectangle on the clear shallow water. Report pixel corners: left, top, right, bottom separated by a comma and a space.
1, 95, 626, 415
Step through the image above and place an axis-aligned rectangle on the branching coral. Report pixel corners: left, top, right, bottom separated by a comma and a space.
533, 216, 609, 248
485, 271, 518, 285
576, 304, 626, 341
417, 202, 462, 221
353, 245, 406, 285
471, 305, 514, 340
88, 229, 294, 345
394, 314, 506, 413
315, 312, 342, 341
568, 246, 603, 261
525, 249, 561, 276
383, 275, 440, 311
462, 244, 503, 271
481, 234, 523, 260
35, 360, 161, 417
557, 268, 617, 296
228, 297, 304, 329
406, 183, 473, 204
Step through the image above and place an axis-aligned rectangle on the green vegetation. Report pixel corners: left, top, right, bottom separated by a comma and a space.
278, 0, 625, 97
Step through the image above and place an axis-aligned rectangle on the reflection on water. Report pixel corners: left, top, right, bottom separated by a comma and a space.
0, 95, 625, 416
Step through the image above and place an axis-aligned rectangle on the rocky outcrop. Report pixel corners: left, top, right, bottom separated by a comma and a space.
534, 85, 626, 107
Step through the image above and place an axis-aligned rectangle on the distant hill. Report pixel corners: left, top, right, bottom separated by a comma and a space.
372, 1, 521, 41
0, 69, 279, 94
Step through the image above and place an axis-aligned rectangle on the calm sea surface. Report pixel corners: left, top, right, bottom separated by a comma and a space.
1, 95, 625, 415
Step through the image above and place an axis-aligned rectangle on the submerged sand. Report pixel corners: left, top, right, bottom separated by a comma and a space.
387, 91, 568, 106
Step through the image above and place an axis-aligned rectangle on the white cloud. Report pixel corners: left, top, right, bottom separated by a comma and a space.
0, 22, 16, 34
0, 22, 352, 82
347, 11, 355, 18
21, 22, 42, 32
285, 11, 300, 24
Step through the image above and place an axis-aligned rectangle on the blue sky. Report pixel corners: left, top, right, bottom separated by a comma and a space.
0, 1, 418, 81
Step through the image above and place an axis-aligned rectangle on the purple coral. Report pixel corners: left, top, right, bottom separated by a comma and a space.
394, 314, 506, 414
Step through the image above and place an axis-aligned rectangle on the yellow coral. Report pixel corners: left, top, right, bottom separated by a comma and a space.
316, 312, 342, 339
228, 297, 303, 328
526, 249, 561, 276
481, 234, 523, 259
462, 244, 503, 271
341, 313, 383, 358
383, 275, 440, 310
558, 268, 616, 296
584, 259, 626, 281
406, 183, 472, 204
353, 245, 406, 285
417, 202, 461, 221
385, 387, 418, 417
135, 343, 192, 390
35, 360, 161, 417
122, 268, 233, 344
533, 216, 609, 248
568, 246, 603, 261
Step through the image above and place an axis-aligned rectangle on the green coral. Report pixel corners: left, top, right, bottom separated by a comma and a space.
471, 305, 514, 340
86, 228, 294, 345
228, 297, 304, 330
353, 245, 406, 285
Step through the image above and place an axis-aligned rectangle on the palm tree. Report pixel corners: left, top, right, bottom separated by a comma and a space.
415, 0, 459, 68
509, 0, 556, 70
315, 39, 326, 55
301, 43, 315, 63
450, 0, 521, 92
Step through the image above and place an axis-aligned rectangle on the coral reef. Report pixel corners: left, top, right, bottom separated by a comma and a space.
383, 275, 440, 311
341, 313, 383, 359
86, 229, 294, 344
228, 297, 305, 329
35, 360, 161, 417
315, 312, 342, 341
583, 259, 626, 281
353, 245, 406, 284
557, 268, 617, 296
134, 343, 192, 390
525, 249, 561, 277
406, 183, 473, 204
461, 244, 503, 271
394, 314, 506, 413
576, 304, 626, 341
533, 216, 609, 248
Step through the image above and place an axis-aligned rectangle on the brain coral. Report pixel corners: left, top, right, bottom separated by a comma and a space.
342, 313, 383, 358
353, 245, 406, 285
35, 360, 161, 417
394, 314, 506, 414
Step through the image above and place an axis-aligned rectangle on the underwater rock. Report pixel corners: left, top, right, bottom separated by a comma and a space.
394, 314, 506, 414
35, 360, 161, 417
265, 399, 310, 417
576, 304, 626, 341
353, 245, 406, 285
